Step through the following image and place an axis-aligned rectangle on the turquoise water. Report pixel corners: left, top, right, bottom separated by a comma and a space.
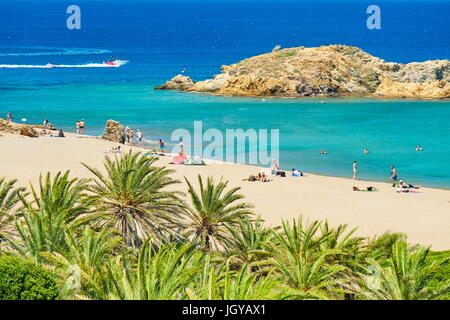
0, 1, 449, 187
2, 83, 450, 188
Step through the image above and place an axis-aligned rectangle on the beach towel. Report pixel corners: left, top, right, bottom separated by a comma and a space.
185, 155, 206, 166
170, 154, 188, 165
142, 153, 159, 157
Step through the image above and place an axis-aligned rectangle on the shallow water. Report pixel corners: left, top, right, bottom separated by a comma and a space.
0, 0, 449, 187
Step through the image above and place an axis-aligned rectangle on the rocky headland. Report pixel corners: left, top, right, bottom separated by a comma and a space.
156, 45, 450, 99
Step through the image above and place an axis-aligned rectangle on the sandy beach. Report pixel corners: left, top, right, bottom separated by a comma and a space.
0, 132, 449, 250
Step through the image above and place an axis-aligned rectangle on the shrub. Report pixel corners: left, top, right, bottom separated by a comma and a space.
427, 251, 450, 300
0, 255, 59, 300
276, 51, 297, 58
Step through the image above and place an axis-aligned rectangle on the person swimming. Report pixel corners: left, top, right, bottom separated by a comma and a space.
320, 149, 328, 154
363, 148, 369, 154
416, 145, 423, 151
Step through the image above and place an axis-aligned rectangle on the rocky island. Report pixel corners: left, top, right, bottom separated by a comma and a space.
156, 45, 449, 99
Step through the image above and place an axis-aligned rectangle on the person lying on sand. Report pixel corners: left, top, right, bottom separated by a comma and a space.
353, 186, 378, 192
397, 180, 421, 189
110, 146, 122, 153
243, 173, 270, 182
243, 175, 258, 182
259, 172, 268, 182
292, 168, 303, 177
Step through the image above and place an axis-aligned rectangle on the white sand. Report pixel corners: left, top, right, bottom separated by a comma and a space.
1, 132, 449, 250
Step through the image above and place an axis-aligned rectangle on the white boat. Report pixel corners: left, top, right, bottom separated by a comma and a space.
103, 58, 129, 67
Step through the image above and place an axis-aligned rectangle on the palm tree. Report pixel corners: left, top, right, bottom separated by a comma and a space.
357, 241, 450, 300
42, 227, 122, 300
0, 177, 25, 241
224, 216, 274, 272
364, 231, 407, 260
186, 259, 291, 300
82, 151, 184, 248
269, 218, 349, 299
182, 175, 254, 251
107, 240, 203, 300
3, 171, 90, 261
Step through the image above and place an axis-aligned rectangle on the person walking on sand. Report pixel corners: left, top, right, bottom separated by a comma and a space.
159, 139, 165, 153
390, 165, 398, 182
352, 161, 358, 180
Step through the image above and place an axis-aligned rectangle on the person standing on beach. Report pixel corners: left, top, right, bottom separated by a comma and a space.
6, 112, 12, 123
127, 129, 133, 144
136, 130, 143, 145
390, 165, 398, 182
159, 139, 165, 153
76, 120, 80, 134
352, 161, 358, 180
179, 138, 184, 155
79, 119, 85, 134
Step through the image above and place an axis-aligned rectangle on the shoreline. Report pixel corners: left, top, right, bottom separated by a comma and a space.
8, 124, 450, 191
173, 89, 450, 102
1, 130, 449, 250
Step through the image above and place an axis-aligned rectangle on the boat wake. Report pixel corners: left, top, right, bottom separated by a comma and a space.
0, 46, 112, 57
0, 62, 127, 68
0, 47, 127, 68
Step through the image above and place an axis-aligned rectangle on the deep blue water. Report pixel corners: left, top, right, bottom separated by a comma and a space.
0, 1, 449, 187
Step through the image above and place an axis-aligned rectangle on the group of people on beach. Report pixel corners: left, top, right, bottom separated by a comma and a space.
120, 126, 144, 145
75, 120, 85, 134
244, 172, 269, 183
352, 162, 422, 193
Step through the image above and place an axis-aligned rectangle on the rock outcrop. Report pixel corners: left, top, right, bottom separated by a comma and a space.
156, 45, 449, 99
155, 74, 195, 91
102, 120, 125, 143
0, 118, 40, 137
19, 126, 38, 137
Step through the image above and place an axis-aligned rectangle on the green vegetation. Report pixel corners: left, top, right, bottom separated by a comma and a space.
0, 255, 58, 300
0, 151, 448, 300
276, 51, 297, 58
427, 250, 450, 300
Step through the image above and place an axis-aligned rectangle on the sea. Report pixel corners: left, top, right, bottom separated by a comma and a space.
0, 0, 449, 187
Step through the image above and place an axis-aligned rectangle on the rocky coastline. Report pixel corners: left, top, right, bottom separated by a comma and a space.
156, 45, 450, 99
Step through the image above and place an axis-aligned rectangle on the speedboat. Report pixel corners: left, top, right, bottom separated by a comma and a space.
103, 58, 129, 67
